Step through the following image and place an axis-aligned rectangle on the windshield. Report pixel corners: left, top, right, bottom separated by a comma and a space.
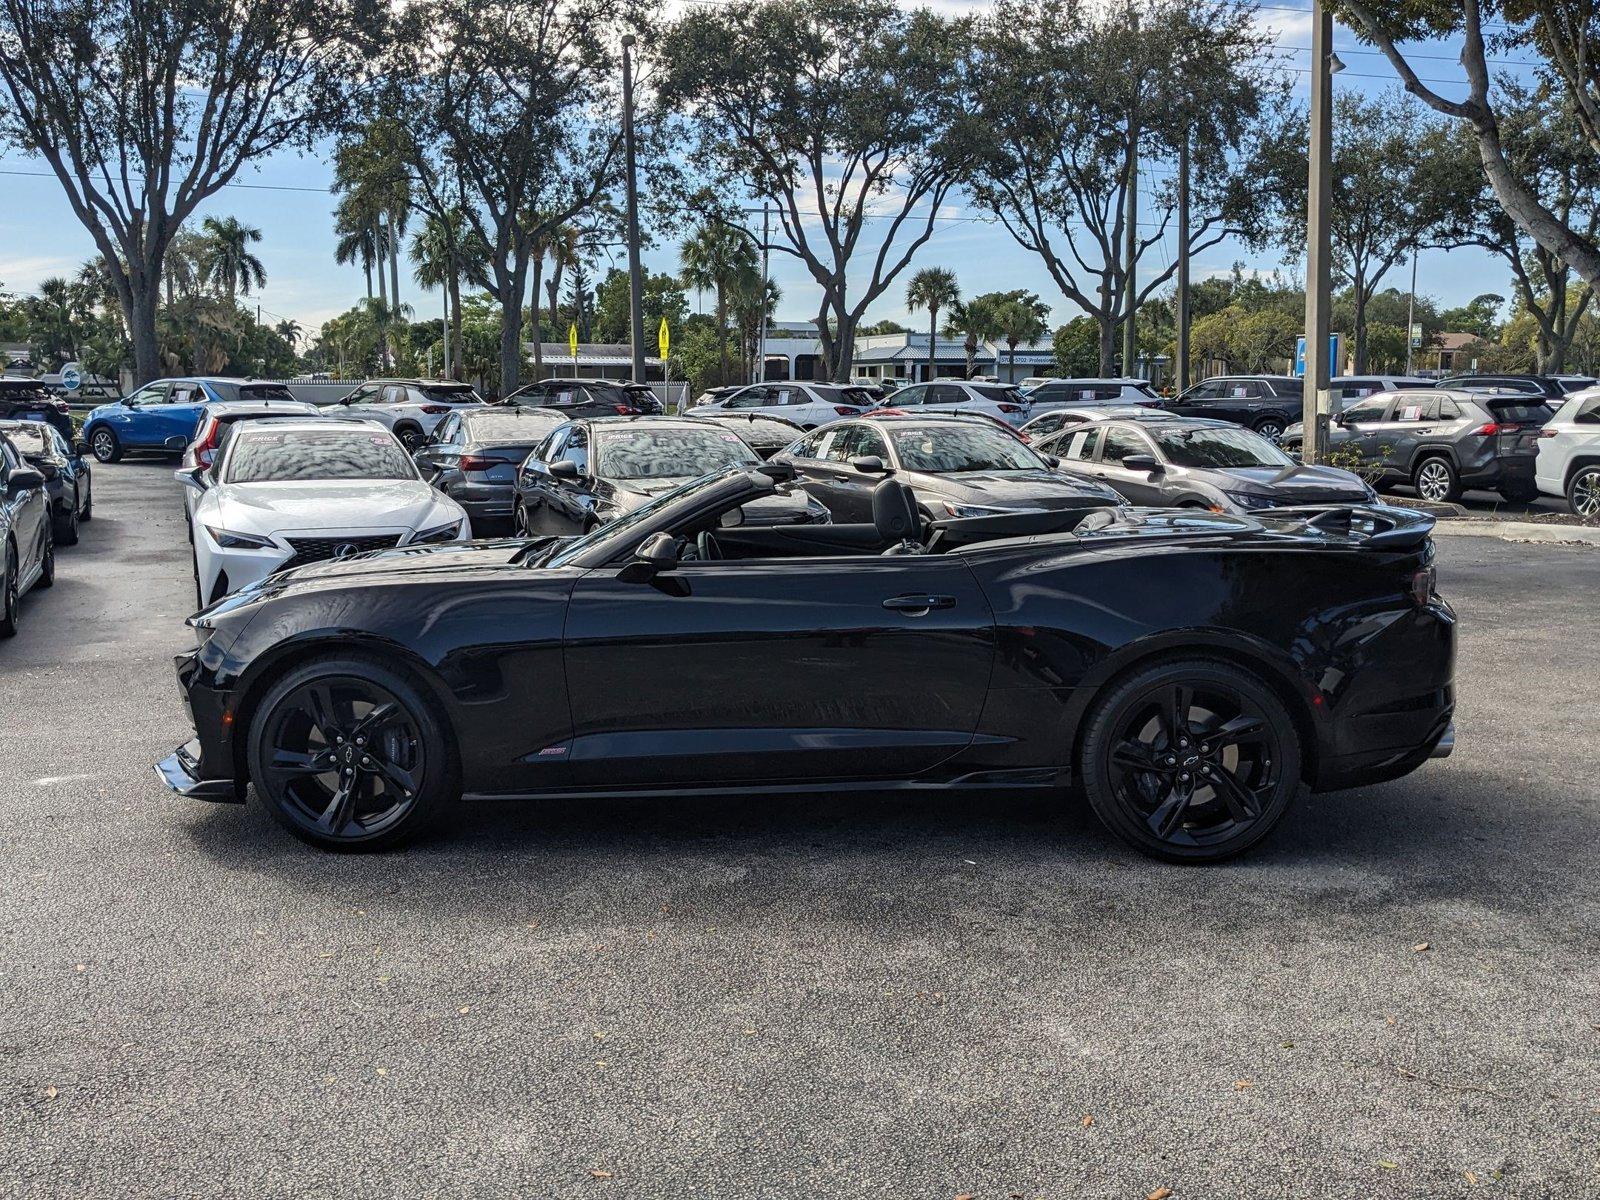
225, 429, 418, 483
814, 385, 875, 407
970, 385, 1021, 403
547, 466, 746, 567
1483, 399, 1554, 424
419, 384, 481, 404
2, 426, 50, 454
595, 427, 757, 479
1152, 426, 1292, 469
887, 424, 1043, 472
464, 411, 565, 442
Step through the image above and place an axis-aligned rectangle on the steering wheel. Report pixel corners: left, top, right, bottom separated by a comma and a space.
695, 530, 722, 561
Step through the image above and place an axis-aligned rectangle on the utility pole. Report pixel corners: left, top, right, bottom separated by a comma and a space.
1405, 244, 1418, 376
1175, 132, 1190, 393
1301, 0, 1336, 465
756, 203, 771, 384
620, 33, 646, 384
1121, 14, 1140, 379
442, 288, 451, 381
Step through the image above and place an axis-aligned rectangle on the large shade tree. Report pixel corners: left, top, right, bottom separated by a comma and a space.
660, 0, 980, 381
394, 0, 629, 393
964, 0, 1280, 375
0, 0, 364, 384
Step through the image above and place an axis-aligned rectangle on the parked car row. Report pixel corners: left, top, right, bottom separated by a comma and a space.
0, 420, 94, 635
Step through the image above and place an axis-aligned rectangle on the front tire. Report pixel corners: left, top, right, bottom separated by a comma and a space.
248, 656, 457, 851
36, 526, 54, 588
1079, 658, 1301, 863
55, 490, 80, 545
1413, 456, 1461, 504
1253, 418, 1285, 442
89, 427, 121, 463
1566, 465, 1600, 518
79, 475, 92, 520
0, 543, 17, 638
393, 423, 424, 453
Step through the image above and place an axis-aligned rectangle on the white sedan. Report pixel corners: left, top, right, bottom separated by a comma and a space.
1534, 388, 1600, 516
180, 419, 469, 606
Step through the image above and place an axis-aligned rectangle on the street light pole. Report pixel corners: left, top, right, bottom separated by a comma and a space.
756, 203, 771, 384
1175, 132, 1190, 393
620, 33, 647, 384
1405, 245, 1418, 376
1301, 0, 1336, 465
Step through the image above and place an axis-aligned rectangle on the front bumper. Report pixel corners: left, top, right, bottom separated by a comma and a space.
155, 738, 244, 803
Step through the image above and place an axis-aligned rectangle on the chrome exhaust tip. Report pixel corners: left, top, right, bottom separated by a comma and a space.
1430, 722, 1455, 759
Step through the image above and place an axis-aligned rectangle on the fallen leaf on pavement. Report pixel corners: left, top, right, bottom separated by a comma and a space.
1413, 943, 1430, 953
375, 1067, 389, 1078
1081, 1114, 1095, 1127
1464, 1170, 1478, 1184
1378, 1160, 1399, 1170
590, 1169, 613, 1180
42, 1086, 57, 1100
458, 1006, 471, 1014
1234, 1080, 1253, 1090
1147, 1188, 1174, 1200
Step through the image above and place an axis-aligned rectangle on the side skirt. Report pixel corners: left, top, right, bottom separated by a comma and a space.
463, 767, 1067, 804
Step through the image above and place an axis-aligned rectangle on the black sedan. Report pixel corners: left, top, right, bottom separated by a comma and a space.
501, 377, 662, 417
0, 378, 75, 443
0, 431, 54, 635
156, 461, 1457, 862
772, 414, 1124, 524
1038, 417, 1374, 514
0, 419, 93, 544
684, 410, 806, 458
514, 416, 827, 535
413, 405, 567, 532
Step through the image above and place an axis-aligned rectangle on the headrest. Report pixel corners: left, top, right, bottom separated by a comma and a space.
872, 477, 920, 542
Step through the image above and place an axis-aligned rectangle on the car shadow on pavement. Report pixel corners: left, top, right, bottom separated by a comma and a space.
176, 762, 1565, 924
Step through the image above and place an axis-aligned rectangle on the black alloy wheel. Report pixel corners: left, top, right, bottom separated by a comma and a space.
90, 428, 121, 463
56, 490, 80, 545
79, 475, 92, 520
36, 526, 54, 588
249, 659, 452, 850
1570, 465, 1600, 519
1080, 658, 1301, 862
394, 425, 424, 452
0, 543, 17, 637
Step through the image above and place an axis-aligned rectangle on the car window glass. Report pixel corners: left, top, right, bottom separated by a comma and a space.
4, 426, 50, 455
1185, 381, 1222, 401
1227, 382, 1260, 399
725, 387, 764, 410
1438, 398, 1462, 419
768, 387, 798, 407
852, 425, 888, 460
1063, 426, 1102, 461
893, 386, 925, 406
1392, 398, 1432, 422
595, 426, 757, 480
435, 415, 462, 445
169, 383, 203, 404
551, 386, 581, 406
1575, 396, 1600, 424
885, 425, 1043, 472
561, 425, 589, 471
1153, 426, 1292, 469
818, 427, 856, 463
225, 429, 416, 483
541, 427, 569, 462
788, 430, 825, 459
343, 386, 375, 404
129, 384, 169, 406
1342, 396, 1392, 423
1101, 426, 1153, 464
928, 384, 964, 404
969, 385, 1018, 403
380, 385, 408, 405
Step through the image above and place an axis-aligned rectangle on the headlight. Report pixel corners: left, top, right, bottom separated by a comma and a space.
412, 518, 465, 544
942, 501, 1007, 518
1223, 491, 1275, 511
203, 525, 276, 550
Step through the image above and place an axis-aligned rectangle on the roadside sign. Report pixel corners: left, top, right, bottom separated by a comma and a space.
60, 363, 81, 392
1293, 334, 1343, 377
1410, 323, 1424, 349
568, 323, 578, 359
658, 317, 669, 360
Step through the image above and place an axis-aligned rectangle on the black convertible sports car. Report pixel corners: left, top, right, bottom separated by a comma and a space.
156, 464, 1457, 862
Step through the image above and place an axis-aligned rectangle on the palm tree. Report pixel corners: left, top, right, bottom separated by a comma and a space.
545, 224, 582, 332
411, 210, 486, 380
729, 269, 780, 382
995, 295, 1051, 381
198, 216, 266, 305
943, 297, 1000, 380
680, 221, 756, 386
163, 230, 208, 306
905, 267, 959, 383
274, 318, 302, 351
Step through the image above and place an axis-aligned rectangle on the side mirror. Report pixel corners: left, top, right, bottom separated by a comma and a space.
119, 397, 136, 407
1122, 454, 1162, 474
849, 455, 889, 473
549, 459, 580, 480
618, 530, 679, 584
174, 466, 209, 492
1041, 453, 1060, 468
7, 467, 44, 493
73, 439, 89, 456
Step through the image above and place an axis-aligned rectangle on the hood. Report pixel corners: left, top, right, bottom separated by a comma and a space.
911, 468, 1124, 508
211, 478, 459, 535
1211, 463, 1371, 500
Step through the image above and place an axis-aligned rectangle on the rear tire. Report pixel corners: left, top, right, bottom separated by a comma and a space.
0, 543, 18, 638
89, 427, 121, 463
1079, 658, 1301, 863
1565, 465, 1600, 518
36, 526, 54, 588
79, 475, 92, 520
1412, 456, 1461, 503
55, 491, 80, 545
248, 655, 457, 851
393, 423, 424, 452
1500, 480, 1538, 503
1253, 418, 1286, 441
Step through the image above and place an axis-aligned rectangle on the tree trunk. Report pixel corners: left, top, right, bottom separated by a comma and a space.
714, 284, 730, 385
1097, 317, 1116, 376
375, 233, 390, 371
448, 270, 463, 380
927, 307, 938, 380
363, 259, 372, 302
128, 290, 162, 388
389, 218, 402, 316
1007, 341, 1017, 380
830, 310, 858, 383
1352, 282, 1369, 374
964, 335, 976, 379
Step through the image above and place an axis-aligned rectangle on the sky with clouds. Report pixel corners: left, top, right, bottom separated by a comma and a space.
0, 2, 1536, 339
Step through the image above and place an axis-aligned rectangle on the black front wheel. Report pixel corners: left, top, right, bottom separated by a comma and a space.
36, 527, 54, 588
248, 657, 456, 850
0, 543, 17, 638
55, 492, 80, 545
1253, 418, 1285, 442
1079, 658, 1301, 863
79, 475, 93, 520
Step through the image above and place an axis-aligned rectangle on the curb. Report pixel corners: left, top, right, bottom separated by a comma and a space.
1432, 519, 1600, 547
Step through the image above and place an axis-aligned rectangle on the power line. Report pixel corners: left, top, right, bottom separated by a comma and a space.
0, 166, 332, 195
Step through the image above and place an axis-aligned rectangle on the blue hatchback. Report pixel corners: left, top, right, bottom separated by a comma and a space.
82, 377, 295, 463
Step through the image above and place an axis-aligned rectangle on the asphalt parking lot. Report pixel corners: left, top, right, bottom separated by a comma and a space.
3, 460, 1598, 1198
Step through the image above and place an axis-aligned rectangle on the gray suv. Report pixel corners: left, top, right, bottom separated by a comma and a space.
1281, 388, 1548, 502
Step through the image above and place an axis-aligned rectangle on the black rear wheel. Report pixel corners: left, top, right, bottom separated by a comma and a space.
1253, 418, 1285, 442
1080, 658, 1301, 863
249, 657, 456, 850
0, 543, 17, 637
55, 491, 80, 545
36, 526, 54, 588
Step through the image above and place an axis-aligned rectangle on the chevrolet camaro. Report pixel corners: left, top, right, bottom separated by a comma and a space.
157, 464, 1457, 862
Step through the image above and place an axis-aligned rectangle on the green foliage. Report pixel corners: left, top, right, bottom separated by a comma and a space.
1439, 293, 1505, 341
1053, 317, 1100, 376
592, 268, 690, 347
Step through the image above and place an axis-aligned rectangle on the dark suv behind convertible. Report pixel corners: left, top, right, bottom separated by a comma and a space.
1281, 387, 1548, 502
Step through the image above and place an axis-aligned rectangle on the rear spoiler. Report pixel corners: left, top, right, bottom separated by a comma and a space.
1265, 504, 1436, 549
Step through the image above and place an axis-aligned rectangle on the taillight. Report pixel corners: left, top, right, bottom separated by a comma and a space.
1473, 422, 1504, 436
458, 454, 493, 471
420, 404, 451, 415
1540, 427, 1560, 438
997, 402, 1021, 413
833, 405, 858, 416
1410, 566, 1436, 606
193, 417, 220, 467
614, 404, 633, 414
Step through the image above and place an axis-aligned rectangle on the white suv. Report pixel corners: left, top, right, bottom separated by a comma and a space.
1023, 378, 1162, 414
1535, 388, 1600, 516
332, 379, 486, 450
692, 381, 876, 430
881, 380, 1031, 426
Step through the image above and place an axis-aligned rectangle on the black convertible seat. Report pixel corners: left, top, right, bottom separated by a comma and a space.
871, 478, 920, 541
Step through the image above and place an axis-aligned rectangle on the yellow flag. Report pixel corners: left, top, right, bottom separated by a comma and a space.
568, 322, 578, 358
658, 316, 670, 360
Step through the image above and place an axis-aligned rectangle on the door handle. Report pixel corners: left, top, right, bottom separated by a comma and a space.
882, 594, 956, 614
